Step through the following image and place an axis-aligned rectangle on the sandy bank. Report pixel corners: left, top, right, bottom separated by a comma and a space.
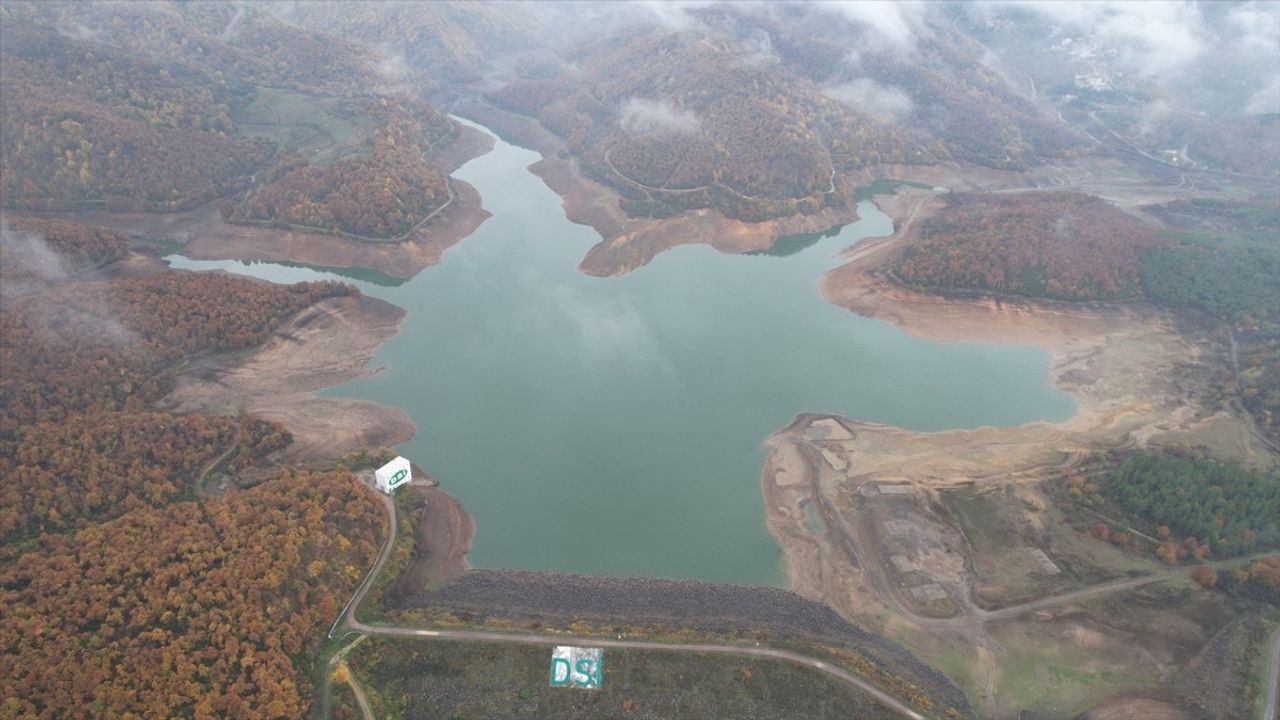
40, 125, 495, 281
159, 293, 414, 464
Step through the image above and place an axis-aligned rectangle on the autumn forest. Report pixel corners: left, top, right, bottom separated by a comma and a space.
1, 2, 1278, 719
0, 212, 384, 718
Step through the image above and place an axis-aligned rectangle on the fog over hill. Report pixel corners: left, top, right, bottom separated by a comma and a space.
1, 3, 1277, 720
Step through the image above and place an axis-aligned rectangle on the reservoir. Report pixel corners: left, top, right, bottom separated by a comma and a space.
170, 120, 1075, 585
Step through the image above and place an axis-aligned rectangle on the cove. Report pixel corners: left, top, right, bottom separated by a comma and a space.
169, 120, 1075, 586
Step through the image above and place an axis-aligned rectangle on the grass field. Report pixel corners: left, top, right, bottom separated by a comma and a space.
914, 485, 1272, 717
345, 637, 907, 720
941, 484, 1155, 607
991, 628, 1159, 718
233, 87, 368, 162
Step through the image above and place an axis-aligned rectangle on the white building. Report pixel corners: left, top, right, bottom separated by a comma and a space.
375, 456, 412, 494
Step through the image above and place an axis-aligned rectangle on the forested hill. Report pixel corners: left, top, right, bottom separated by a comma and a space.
895, 192, 1171, 301
1140, 197, 1280, 443
0, 216, 389, 716
490, 25, 940, 223
0, 469, 385, 719
1101, 452, 1280, 559
685, 4, 1084, 169
474, 2, 1090, 224
891, 192, 1280, 443
0, 1, 461, 238
221, 95, 455, 239
274, 0, 543, 93
0, 19, 271, 212
0, 0, 383, 212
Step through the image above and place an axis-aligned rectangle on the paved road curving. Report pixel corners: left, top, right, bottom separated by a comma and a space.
327, 481, 929, 720
352, 624, 927, 720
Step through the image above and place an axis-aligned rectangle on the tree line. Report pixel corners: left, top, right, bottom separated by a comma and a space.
1100, 452, 1279, 559
895, 192, 1172, 301
895, 193, 1280, 442
489, 25, 937, 223
0, 216, 385, 717
222, 97, 456, 239
0, 469, 386, 719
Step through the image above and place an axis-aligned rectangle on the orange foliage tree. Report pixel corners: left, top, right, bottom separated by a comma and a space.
0, 470, 386, 719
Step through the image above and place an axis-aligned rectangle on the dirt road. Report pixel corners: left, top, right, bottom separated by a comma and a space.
1265, 627, 1280, 720
337, 660, 375, 720
326, 480, 930, 720
789, 428, 1184, 633
193, 440, 237, 499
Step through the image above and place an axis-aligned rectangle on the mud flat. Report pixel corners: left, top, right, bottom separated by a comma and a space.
39, 125, 494, 281
159, 292, 414, 464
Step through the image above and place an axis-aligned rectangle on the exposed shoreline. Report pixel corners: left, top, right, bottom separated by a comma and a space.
35, 125, 496, 281
763, 187, 1275, 628
159, 292, 415, 465
452, 98, 1057, 278
389, 483, 475, 603
454, 98, 871, 277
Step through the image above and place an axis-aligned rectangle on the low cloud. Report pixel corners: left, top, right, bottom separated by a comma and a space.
973, 1, 1278, 116
620, 98, 702, 135
54, 21, 103, 43
823, 79, 915, 121
635, 0, 713, 32
1227, 2, 1280, 115
818, 1, 930, 52
0, 221, 138, 346
1245, 75, 1280, 116
0, 221, 70, 295
740, 27, 779, 67
985, 1, 1207, 78
375, 48, 410, 82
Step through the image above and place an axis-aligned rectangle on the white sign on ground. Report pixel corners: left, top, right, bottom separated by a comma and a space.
549, 646, 602, 689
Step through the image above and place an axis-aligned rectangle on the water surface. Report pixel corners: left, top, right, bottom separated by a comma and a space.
170, 121, 1074, 585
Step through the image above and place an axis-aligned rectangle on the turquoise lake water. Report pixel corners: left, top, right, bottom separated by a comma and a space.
169, 120, 1074, 585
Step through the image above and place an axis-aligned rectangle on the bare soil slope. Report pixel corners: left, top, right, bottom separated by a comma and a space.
160, 294, 413, 464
